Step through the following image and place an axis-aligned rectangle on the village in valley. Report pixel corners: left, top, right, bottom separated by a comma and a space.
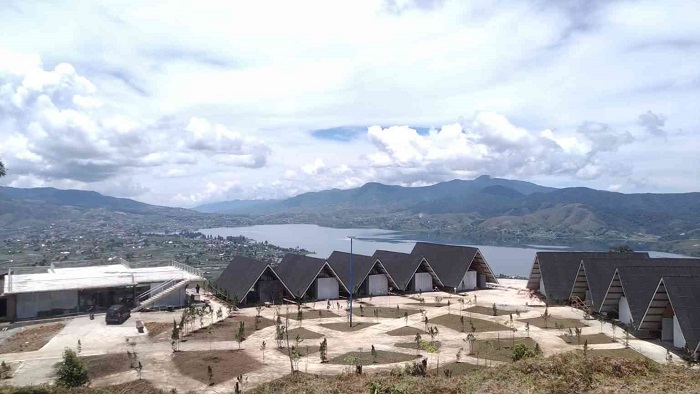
0, 241, 698, 393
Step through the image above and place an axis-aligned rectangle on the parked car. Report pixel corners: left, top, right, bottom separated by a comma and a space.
105, 304, 131, 324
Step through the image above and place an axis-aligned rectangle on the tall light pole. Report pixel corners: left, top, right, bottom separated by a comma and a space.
349, 236, 354, 327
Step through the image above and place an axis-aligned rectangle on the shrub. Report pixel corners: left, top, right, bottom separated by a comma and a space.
512, 343, 535, 362
56, 348, 89, 387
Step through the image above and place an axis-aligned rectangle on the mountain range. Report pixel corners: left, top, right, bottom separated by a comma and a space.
1, 176, 699, 255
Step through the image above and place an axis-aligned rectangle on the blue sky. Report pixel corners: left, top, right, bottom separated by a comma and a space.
0, 0, 698, 206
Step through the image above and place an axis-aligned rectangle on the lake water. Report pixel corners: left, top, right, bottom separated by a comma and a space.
199, 224, 688, 277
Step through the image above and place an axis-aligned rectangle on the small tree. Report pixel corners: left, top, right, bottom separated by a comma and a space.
319, 338, 328, 363
260, 341, 267, 364
428, 326, 439, 344
541, 306, 551, 328
207, 323, 213, 350
455, 347, 463, 363
216, 307, 223, 322
171, 319, 180, 352
371, 345, 378, 363
404, 311, 409, 326
360, 304, 364, 317
492, 303, 498, 316
235, 321, 245, 349
135, 361, 143, 380
464, 333, 476, 355
207, 365, 214, 386
297, 308, 303, 327
582, 340, 588, 358
575, 327, 582, 345
666, 349, 673, 364
512, 343, 534, 362
77, 340, 82, 355
458, 298, 465, 316
275, 316, 285, 348
525, 322, 530, 337
534, 342, 543, 356
414, 333, 422, 355
0, 361, 12, 379
423, 316, 429, 333
460, 315, 465, 332
447, 300, 451, 314
56, 348, 88, 388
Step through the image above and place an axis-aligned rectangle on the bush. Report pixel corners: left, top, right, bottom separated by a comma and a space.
512, 343, 535, 362
56, 348, 89, 387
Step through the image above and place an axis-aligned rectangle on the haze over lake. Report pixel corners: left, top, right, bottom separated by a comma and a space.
199, 224, 687, 277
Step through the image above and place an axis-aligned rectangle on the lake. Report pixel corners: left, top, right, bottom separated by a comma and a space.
199, 224, 687, 277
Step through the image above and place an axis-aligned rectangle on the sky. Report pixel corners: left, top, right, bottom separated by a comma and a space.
0, 0, 698, 207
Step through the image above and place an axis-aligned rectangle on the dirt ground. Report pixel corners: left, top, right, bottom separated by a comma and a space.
466, 306, 524, 316
576, 347, 651, 361
328, 350, 420, 365
519, 316, 588, 329
386, 326, 424, 336
82, 353, 133, 380
559, 333, 614, 345
0, 323, 65, 354
185, 315, 273, 342
281, 310, 338, 320
143, 322, 171, 339
285, 327, 324, 340
395, 341, 442, 350
429, 314, 510, 332
472, 337, 538, 362
320, 322, 378, 332
172, 350, 261, 385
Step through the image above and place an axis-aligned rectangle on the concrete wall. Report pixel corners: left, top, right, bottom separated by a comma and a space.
149, 282, 187, 308
16, 290, 78, 319
539, 277, 547, 297
316, 277, 339, 300
618, 296, 632, 325
662, 318, 674, 341
673, 315, 686, 348
367, 274, 388, 295
413, 273, 433, 292
458, 271, 477, 291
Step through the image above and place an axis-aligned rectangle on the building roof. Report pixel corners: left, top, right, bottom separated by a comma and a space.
326, 251, 398, 293
575, 257, 654, 310
216, 256, 285, 301
410, 242, 498, 287
274, 253, 347, 298
526, 252, 650, 302
610, 262, 700, 326
658, 276, 700, 353
373, 250, 442, 290
5, 264, 203, 294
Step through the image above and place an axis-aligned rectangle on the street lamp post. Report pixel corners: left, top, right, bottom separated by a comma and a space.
349, 236, 354, 327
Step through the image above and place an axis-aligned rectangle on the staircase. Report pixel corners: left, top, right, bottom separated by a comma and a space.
132, 279, 191, 312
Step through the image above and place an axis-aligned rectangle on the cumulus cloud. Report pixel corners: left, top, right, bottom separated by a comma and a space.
638, 110, 668, 138
0, 50, 270, 193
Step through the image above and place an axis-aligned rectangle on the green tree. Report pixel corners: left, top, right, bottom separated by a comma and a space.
56, 348, 88, 387
235, 321, 245, 349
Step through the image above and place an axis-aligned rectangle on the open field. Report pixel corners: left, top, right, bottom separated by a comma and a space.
172, 350, 261, 384
0, 323, 65, 354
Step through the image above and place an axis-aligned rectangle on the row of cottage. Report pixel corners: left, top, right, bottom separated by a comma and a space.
526, 251, 700, 359
216, 242, 498, 305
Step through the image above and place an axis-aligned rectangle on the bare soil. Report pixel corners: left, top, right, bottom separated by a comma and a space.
429, 314, 510, 332
82, 353, 133, 380
386, 326, 424, 336
275, 345, 319, 358
281, 310, 338, 320
438, 361, 484, 376
519, 316, 588, 329
575, 347, 650, 361
320, 322, 378, 332
0, 323, 65, 354
465, 306, 524, 317
285, 327, 324, 340
185, 315, 273, 342
328, 350, 419, 365
172, 350, 261, 385
395, 341, 442, 350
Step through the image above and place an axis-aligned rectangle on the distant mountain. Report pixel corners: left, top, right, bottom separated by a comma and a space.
194, 199, 279, 214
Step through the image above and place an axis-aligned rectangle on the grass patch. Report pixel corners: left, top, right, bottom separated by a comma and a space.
281, 310, 338, 320
185, 315, 273, 342
438, 361, 484, 376
82, 353, 132, 380
429, 314, 510, 332
353, 306, 421, 319
386, 326, 424, 336
559, 333, 614, 345
465, 306, 523, 317
0, 323, 65, 354
172, 350, 261, 385
320, 322, 378, 332
285, 327, 324, 340
328, 350, 419, 365
470, 337, 538, 363
395, 341, 442, 351
275, 345, 319, 357
143, 322, 170, 338
519, 317, 588, 329
576, 347, 650, 361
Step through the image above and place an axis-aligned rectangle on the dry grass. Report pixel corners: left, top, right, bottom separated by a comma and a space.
559, 333, 614, 345
519, 316, 588, 329
172, 350, 261, 385
438, 361, 483, 376
328, 350, 419, 365
0, 380, 164, 394
250, 352, 700, 394
82, 353, 133, 380
429, 314, 510, 332
576, 347, 650, 361
386, 326, 424, 336
0, 323, 65, 354
353, 306, 421, 319
320, 322, 378, 332
143, 322, 170, 338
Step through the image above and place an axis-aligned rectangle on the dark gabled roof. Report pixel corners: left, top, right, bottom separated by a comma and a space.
326, 251, 397, 293
661, 276, 700, 352
215, 255, 280, 301
410, 242, 498, 287
274, 253, 347, 298
527, 252, 650, 302
613, 261, 700, 327
580, 257, 654, 311
373, 250, 441, 290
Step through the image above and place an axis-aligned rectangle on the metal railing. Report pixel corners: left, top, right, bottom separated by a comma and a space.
171, 260, 204, 278
136, 278, 180, 303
